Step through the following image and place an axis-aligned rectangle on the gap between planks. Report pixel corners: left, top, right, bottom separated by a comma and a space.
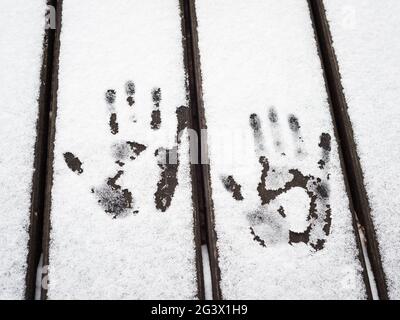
40, 0, 63, 300
180, 0, 223, 300
25, 0, 57, 300
180, 0, 207, 300
180, 0, 213, 300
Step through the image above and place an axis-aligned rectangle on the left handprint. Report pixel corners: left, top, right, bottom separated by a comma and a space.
63, 81, 189, 218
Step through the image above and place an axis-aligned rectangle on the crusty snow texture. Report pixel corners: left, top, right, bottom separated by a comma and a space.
324, 0, 400, 299
0, 0, 47, 299
195, 0, 367, 299
48, 0, 198, 299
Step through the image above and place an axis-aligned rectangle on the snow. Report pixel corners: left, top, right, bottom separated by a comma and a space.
0, 0, 47, 299
47, 0, 198, 299
35, 254, 44, 300
324, 0, 400, 299
195, 0, 367, 299
201, 245, 213, 300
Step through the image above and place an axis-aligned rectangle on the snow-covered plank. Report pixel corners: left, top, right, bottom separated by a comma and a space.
43, 0, 203, 299
0, 0, 47, 299
322, 0, 400, 300
194, 0, 369, 299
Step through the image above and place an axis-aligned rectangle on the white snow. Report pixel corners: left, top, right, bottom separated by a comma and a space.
201, 245, 213, 300
357, 222, 379, 299
47, 0, 198, 299
35, 254, 44, 300
0, 0, 47, 299
195, 0, 367, 299
324, 0, 400, 299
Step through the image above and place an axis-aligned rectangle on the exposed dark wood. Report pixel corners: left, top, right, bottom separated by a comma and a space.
41, 0, 63, 300
25, 0, 57, 300
179, 0, 205, 300
308, 0, 388, 299
182, 0, 222, 300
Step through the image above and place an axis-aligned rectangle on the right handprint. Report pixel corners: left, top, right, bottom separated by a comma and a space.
222, 108, 332, 252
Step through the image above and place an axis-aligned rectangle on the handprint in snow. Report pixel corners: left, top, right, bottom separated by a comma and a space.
222, 108, 332, 251
63, 81, 189, 218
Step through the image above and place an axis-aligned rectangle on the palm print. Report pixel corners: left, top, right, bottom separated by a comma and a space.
222, 107, 332, 251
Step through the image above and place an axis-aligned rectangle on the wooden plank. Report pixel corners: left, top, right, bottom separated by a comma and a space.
192, 0, 371, 299
43, 0, 203, 299
0, 0, 48, 299
316, 0, 400, 300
